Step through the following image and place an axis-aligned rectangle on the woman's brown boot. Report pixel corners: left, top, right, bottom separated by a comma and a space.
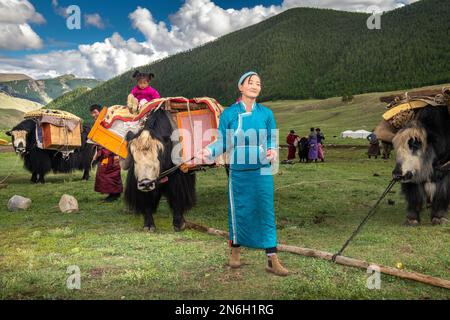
266, 254, 289, 276
229, 247, 241, 268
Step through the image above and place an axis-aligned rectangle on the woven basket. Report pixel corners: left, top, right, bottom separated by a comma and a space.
388, 109, 416, 129
24, 109, 81, 121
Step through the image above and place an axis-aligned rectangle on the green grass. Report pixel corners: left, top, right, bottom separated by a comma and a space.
267, 83, 450, 145
0, 148, 449, 300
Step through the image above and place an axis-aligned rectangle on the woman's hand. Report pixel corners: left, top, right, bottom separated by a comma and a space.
266, 149, 278, 162
195, 148, 214, 164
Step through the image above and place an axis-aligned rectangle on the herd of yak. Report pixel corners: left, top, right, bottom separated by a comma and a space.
6, 102, 450, 228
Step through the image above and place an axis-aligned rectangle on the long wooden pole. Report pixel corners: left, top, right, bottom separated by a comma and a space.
185, 221, 450, 290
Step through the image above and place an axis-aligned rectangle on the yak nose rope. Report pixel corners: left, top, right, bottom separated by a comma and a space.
332, 179, 398, 262
148, 156, 196, 185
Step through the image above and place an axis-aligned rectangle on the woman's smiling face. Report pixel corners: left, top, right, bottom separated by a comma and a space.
239, 75, 261, 99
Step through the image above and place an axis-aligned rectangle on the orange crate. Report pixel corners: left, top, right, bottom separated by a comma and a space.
88, 107, 128, 159
175, 109, 217, 168
42, 122, 82, 150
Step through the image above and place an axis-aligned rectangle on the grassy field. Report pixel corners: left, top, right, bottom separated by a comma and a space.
1, 83, 448, 147
266, 83, 450, 146
0, 147, 449, 300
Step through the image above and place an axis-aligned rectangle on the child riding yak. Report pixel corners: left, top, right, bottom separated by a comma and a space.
127, 70, 161, 114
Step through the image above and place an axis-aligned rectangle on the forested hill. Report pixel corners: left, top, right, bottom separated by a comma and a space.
53, 0, 449, 120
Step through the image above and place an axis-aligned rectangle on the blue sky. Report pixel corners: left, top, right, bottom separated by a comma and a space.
0, 0, 415, 80
3, 0, 284, 57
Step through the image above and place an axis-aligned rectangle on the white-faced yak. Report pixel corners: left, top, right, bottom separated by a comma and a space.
392, 106, 450, 226
121, 108, 196, 232
7, 119, 95, 183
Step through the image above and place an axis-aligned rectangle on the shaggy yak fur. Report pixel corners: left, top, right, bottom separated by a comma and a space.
392, 106, 450, 226
297, 137, 309, 162
122, 108, 196, 232
7, 119, 95, 183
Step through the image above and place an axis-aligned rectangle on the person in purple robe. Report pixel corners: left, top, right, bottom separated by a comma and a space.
308, 128, 318, 162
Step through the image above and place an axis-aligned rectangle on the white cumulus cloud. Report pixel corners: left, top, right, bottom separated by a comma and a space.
0, 0, 45, 50
84, 13, 106, 29
282, 0, 413, 12
129, 0, 282, 55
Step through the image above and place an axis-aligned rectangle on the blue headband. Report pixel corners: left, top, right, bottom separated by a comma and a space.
238, 71, 258, 87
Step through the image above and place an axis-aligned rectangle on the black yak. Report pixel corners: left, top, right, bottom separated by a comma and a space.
6, 119, 95, 183
392, 106, 450, 226
297, 137, 309, 162
121, 108, 196, 232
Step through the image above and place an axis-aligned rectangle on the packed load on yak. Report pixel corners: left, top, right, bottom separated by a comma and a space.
88, 97, 225, 171
8, 110, 94, 183
374, 87, 450, 144
373, 86, 450, 225
24, 109, 83, 152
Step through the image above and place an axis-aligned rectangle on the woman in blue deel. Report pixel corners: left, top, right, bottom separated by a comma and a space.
198, 71, 289, 276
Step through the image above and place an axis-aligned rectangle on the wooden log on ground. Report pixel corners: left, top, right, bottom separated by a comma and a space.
186, 221, 450, 290
279, 244, 450, 290
185, 221, 229, 239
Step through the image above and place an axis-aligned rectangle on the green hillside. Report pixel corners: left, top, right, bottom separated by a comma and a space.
45, 86, 92, 110
0, 108, 24, 130
0, 92, 43, 113
269, 83, 450, 145
51, 0, 449, 118
0, 74, 101, 105
0, 73, 32, 82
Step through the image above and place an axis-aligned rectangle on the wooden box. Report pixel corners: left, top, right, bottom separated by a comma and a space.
42, 122, 82, 150
174, 109, 218, 167
88, 107, 128, 159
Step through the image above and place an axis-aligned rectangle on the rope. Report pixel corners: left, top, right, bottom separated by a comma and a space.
185, 98, 195, 133
184, 98, 197, 167
332, 179, 397, 262
152, 156, 195, 183
61, 118, 70, 159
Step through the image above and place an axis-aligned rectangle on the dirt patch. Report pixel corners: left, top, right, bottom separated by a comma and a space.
88, 266, 121, 279
218, 269, 244, 283
0, 146, 13, 153
399, 245, 414, 254
313, 215, 326, 224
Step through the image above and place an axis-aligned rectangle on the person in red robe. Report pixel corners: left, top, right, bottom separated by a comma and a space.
286, 130, 299, 160
90, 104, 123, 202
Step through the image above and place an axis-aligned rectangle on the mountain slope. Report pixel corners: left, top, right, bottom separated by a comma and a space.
0, 109, 25, 130
53, 0, 449, 121
0, 74, 32, 82
45, 86, 92, 110
0, 92, 43, 112
0, 74, 102, 105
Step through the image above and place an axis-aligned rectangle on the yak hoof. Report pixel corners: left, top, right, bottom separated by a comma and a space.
432, 217, 449, 226
174, 222, 186, 232
143, 226, 156, 233
404, 219, 420, 226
